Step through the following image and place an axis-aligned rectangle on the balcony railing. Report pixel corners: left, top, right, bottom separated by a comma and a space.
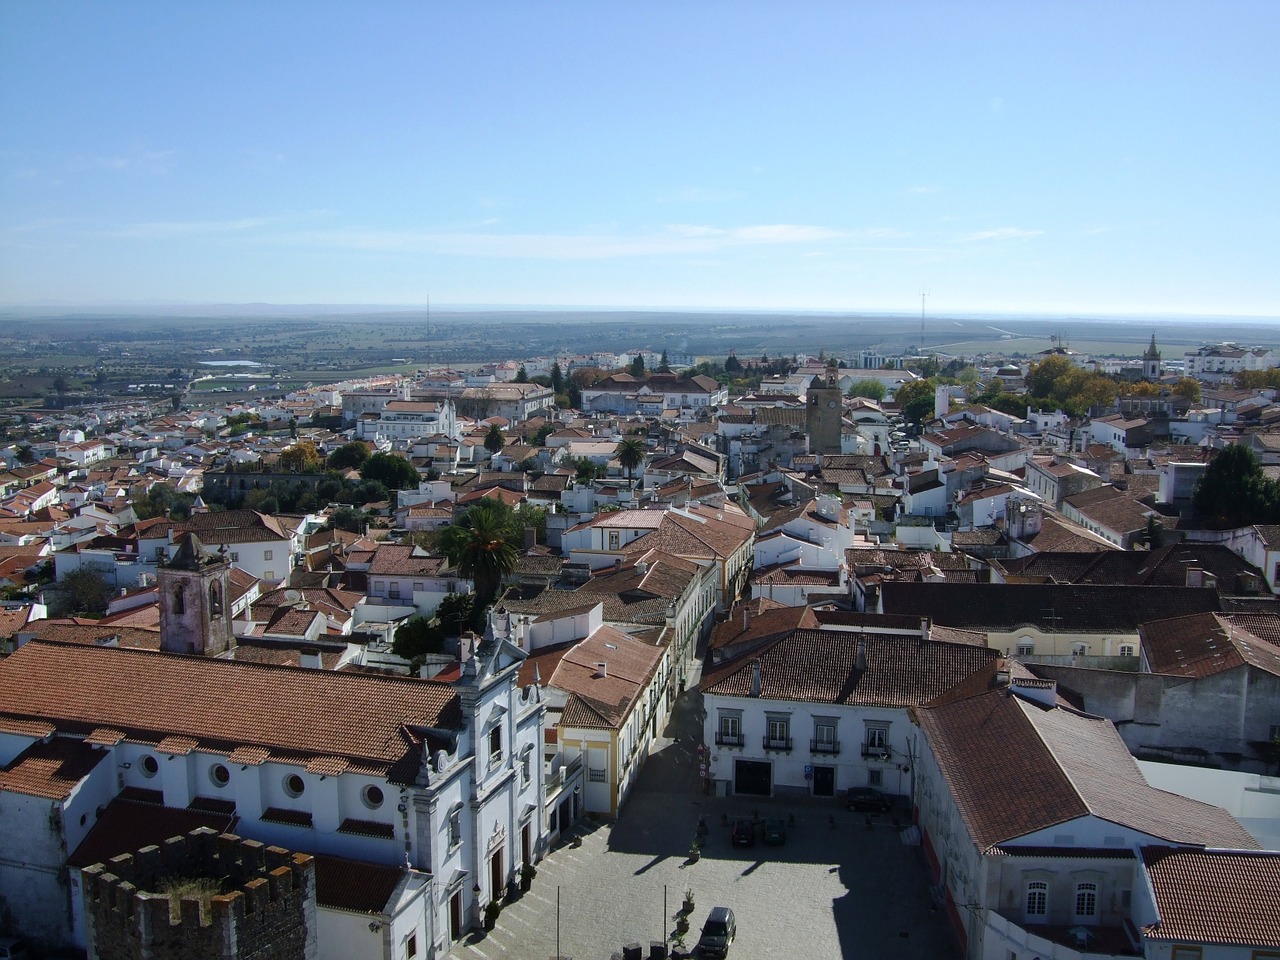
861, 744, 891, 760
715, 732, 744, 747
763, 736, 793, 752
810, 739, 841, 755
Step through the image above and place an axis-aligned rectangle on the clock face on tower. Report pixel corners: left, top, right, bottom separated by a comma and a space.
828, 400, 837, 408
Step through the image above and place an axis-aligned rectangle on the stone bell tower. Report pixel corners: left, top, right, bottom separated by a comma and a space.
806, 357, 843, 456
158, 533, 235, 657
1143, 335, 1163, 381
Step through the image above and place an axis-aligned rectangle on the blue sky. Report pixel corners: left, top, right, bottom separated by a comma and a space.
1, 1, 1277, 316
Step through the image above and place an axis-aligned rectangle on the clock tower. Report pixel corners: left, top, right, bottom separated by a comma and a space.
806, 358, 843, 456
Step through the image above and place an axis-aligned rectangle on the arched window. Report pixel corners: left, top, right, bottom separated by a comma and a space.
172, 585, 185, 615
1025, 881, 1048, 921
1074, 881, 1098, 921
208, 582, 222, 618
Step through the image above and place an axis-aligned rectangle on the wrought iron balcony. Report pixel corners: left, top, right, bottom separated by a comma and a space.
810, 739, 841, 755
763, 736, 793, 752
715, 731, 744, 747
861, 744, 891, 760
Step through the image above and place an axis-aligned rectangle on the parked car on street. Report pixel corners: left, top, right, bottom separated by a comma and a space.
845, 787, 892, 813
730, 818, 755, 847
762, 817, 786, 845
696, 905, 737, 957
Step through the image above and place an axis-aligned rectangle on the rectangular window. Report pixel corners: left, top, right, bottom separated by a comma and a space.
1170, 949, 1202, 960
448, 808, 462, 846
1016, 642, 1035, 656
488, 726, 502, 764
765, 715, 790, 749
406, 933, 417, 958
1071, 643, 1089, 656
389, 582, 401, 599
1119, 644, 1135, 657
1025, 881, 1048, 919
717, 713, 742, 746
263, 549, 273, 561
1074, 882, 1098, 920
868, 768, 882, 786
521, 751, 531, 785
588, 767, 607, 783
608, 530, 620, 550
230, 551, 239, 562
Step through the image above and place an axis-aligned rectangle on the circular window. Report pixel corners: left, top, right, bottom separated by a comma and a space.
140, 755, 159, 778
210, 764, 230, 788
284, 774, 306, 798
362, 784, 384, 809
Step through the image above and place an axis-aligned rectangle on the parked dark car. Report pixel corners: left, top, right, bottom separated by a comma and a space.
762, 817, 786, 845
730, 818, 755, 847
696, 906, 737, 957
845, 787, 892, 813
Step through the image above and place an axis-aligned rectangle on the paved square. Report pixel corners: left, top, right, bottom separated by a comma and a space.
452, 737, 959, 960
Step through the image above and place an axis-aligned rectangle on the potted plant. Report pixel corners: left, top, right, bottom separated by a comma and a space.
682, 887, 695, 914
688, 838, 701, 863
671, 930, 687, 957
520, 863, 537, 892
483, 900, 501, 931
675, 912, 690, 934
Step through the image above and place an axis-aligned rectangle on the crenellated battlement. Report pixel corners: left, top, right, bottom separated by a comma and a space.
81, 827, 316, 960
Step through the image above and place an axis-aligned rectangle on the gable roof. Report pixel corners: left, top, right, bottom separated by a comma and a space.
0, 640, 462, 783
1142, 846, 1280, 946
914, 689, 1257, 852
701, 629, 997, 708
1139, 612, 1280, 679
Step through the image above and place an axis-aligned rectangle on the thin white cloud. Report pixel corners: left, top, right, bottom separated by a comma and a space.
274, 222, 854, 260
112, 217, 277, 239
962, 227, 1044, 242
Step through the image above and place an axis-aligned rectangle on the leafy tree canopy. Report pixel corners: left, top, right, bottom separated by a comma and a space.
846, 379, 887, 401
361, 452, 420, 491
326, 441, 370, 470
1193, 444, 1280, 527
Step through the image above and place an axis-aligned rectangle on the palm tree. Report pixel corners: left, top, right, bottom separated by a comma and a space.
615, 436, 646, 485
484, 423, 505, 457
440, 500, 519, 609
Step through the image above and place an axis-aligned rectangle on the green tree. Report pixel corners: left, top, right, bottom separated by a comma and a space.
847, 379, 887, 401
1025, 355, 1075, 399
361, 452, 420, 490
392, 616, 445, 660
330, 506, 365, 533
549, 362, 564, 394
628, 354, 646, 377
532, 423, 556, 446
327, 441, 370, 470
894, 378, 936, 424
657, 350, 671, 373
615, 436, 646, 483
1193, 444, 1280, 527
514, 365, 529, 383
279, 440, 322, 473
438, 501, 519, 610
58, 568, 112, 615
435, 592, 476, 637
724, 353, 742, 374
1172, 377, 1202, 403
484, 423, 505, 456
15, 444, 35, 465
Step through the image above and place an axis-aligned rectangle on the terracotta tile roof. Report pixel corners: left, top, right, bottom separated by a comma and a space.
548, 626, 664, 729
0, 736, 107, 800
915, 689, 1258, 852
367, 544, 450, 577
0, 640, 462, 783
67, 797, 236, 869
1018, 510, 1119, 553
1139, 612, 1280, 679
880, 582, 1221, 633
175, 509, 294, 545
18, 621, 162, 650
701, 630, 998, 708
1142, 846, 1280, 946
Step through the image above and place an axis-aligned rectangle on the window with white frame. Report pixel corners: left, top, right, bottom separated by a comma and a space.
765, 714, 790, 748
488, 725, 502, 765
813, 718, 837, 748
263, 549, 273, 561
1016, 640, 1035, 656
868, 769, 881, 786
1071, 643, 1089, 656
717, 711, 742, 746
448, 805, 462, 847
864, 723, 890, 755
1119, 644, 1135, 657
1074, 882, 1098, 921
389, 582, 401, 599
1025, 881, 1048, 920
521, 747, 532, 785
230, 552, 239, 563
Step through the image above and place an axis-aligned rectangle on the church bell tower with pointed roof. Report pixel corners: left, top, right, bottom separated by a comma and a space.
1143, 334, 1163, 381
158, 532, 235, 657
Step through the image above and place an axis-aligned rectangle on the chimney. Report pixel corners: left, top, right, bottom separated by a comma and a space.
524, 527, 537, 550
920, 617, 931, 643
614, 557, 622, 572
856, 635, 868, 672
749, 659, 762, 697
595, 661, 608, 678
298, 649, 322, 670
